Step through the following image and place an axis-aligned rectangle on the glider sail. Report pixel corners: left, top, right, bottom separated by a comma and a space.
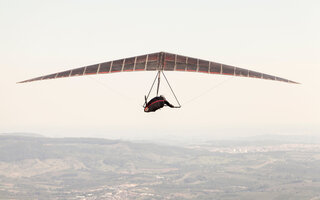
18, 52, 298, 84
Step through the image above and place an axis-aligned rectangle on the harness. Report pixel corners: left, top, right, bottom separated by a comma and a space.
146, 99, 165, 108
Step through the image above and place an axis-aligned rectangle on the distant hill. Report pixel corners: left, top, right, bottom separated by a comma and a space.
0, 132, 44, 137
0, 135, 320, 200
237, 134, 320, 144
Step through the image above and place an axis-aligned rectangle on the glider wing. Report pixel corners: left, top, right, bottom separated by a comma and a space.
18, 52, 298, 84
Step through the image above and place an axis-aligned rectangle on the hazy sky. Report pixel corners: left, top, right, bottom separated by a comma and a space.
1, 0, 319, 140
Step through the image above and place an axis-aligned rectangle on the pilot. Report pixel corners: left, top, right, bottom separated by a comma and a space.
144, 95, 175, 112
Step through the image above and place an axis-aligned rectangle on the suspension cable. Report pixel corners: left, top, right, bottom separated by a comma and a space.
156, 71, 160, 96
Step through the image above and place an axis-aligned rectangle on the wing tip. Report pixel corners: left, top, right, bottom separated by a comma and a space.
288, 80, 300, 84
17, 80, 27, 84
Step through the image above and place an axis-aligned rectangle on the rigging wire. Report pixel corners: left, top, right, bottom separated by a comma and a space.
161, 71, 181, 108
86, 70, 229, 108
183, 76, 234, 105
86, 76, 137, 105
146, 72, 159, 103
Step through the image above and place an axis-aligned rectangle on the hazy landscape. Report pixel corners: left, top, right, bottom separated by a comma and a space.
0, 133, 320, 200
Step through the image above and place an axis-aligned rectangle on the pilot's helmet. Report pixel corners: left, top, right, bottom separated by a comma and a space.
160, 95, 166, 100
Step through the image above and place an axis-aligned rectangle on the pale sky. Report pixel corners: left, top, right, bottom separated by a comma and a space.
1, 0, 319, 141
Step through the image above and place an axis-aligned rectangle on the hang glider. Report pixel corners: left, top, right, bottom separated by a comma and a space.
18, 51, 298, 84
